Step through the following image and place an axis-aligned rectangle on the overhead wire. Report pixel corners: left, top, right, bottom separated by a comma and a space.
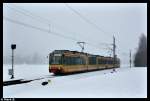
7, 5, 112, 49
6, 6, 49, 25
65, 3, 113, 39
12, 5, 112, 47
4, 16, 111, 51
3, 16, 80, 42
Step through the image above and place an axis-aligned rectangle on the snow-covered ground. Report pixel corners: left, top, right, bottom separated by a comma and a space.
3, 64, 147, 98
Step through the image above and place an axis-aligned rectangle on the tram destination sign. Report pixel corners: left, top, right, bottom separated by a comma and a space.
54, 54, 62, 56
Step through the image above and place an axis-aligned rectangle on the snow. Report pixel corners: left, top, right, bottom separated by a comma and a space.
3, 64, 147, 98
3, 64, 51, 81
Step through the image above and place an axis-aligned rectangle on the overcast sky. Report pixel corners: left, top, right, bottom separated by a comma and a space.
3, 3, 147, 64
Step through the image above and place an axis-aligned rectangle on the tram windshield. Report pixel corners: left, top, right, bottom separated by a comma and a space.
49, 54, 62, 64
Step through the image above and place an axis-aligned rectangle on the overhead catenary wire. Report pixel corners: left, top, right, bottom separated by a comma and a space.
6, 6, 50, 25
3, 16, 79, 42
86, 42, 112, 50
4, 16, 111, 51
65, 3, 112, 39
65, 3, 116, 51
7, 5, 112, 48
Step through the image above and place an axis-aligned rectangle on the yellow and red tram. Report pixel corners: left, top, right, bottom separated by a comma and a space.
49, 50, 120, 75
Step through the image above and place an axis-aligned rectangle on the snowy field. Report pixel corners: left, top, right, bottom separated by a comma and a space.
3, 64, 147, 98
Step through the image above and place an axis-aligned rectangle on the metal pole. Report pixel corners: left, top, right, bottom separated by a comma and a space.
49, 24, 51, 33
113, 35, 116, 68
130, 50, 131, 68
11, 49, 14, 79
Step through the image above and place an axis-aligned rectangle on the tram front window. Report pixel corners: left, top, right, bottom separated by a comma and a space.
50, 56, 62, 64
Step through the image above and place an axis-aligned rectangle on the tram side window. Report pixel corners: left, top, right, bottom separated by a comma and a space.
64, 56, 84, 65
104, 59, 107, 64
107, 59, 111, 64
106, 60, 109, 64
100, 59, 102, 64
109, 60, 112, 64
64, 57, 69, 65
98, 59, 103, 64
89, 57, 96, 65
102, 59, 104, 64
74, 57, 84, 65
110, 60, 112, 64
81, 57, 86, 65
101, 59, 104, 64
110, 60, 113, 64
98, 59, 112, 64
67, 57, 70, 65
75, 57, 80, 65
98, 59, 100, 64
101, 59, 105, 64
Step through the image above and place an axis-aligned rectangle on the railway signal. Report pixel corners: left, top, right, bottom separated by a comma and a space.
10, 44, 16, 79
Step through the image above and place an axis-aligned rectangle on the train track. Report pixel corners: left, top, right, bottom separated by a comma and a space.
3, 75, 56, 86
3, 68, 117, 86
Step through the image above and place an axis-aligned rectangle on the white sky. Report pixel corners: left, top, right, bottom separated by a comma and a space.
3, 3, 147, 64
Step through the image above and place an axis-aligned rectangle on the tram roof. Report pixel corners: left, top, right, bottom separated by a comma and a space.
51, 50, 114, 59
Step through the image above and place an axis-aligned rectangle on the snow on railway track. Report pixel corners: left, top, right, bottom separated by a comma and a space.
3, 67, 147, 98
3, 64, 130, 87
